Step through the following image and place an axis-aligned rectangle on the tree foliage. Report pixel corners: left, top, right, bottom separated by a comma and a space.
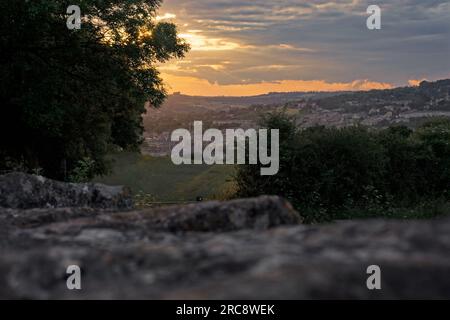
236, 114, 450, 222
0, 0, 189, 180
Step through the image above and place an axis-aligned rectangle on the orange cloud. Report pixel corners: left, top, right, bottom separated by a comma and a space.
161, 73, 393, 96
408, 79, 426, 86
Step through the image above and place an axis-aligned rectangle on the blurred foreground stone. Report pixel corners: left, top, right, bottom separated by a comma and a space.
0, 173, 449, 299
0, 172, 132, 210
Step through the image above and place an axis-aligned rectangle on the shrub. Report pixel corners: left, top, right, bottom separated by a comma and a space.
235, 113, 450, 223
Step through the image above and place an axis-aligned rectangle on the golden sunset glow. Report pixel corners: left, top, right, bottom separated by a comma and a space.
178, 31, 243, 51
408, 79, 427, 87
161, 73, 394, 96
156, 13, 177, 21
155, 0, 450, 96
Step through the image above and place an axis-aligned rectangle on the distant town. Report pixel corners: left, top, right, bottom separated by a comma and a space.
143, 79, 450, 157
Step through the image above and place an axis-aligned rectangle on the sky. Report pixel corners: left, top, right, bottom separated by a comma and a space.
156, 0, 450, 96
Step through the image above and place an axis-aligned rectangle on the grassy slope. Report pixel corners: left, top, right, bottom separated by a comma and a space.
94, 152, 236, 201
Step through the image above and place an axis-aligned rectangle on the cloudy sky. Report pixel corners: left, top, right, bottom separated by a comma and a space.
156, 0, 450, 96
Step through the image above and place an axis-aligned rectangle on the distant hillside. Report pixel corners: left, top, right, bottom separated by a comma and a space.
286, 79, 450, 128
313, 79, 450, 113
167, 79, 450, 110
168, 91, 348, 107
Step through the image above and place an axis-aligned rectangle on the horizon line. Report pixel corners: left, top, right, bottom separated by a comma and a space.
166, 78, 449, 98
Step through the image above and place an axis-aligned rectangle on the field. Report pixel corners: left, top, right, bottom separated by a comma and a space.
94, 152, 236, 202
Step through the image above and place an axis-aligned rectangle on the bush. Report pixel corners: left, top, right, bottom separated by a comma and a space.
68, 157, 98, 183
235, 113, 450, 223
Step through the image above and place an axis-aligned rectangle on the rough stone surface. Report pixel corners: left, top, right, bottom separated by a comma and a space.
136, 196, 302, 232
0, 173, 133, 209
0, 173, 449, 299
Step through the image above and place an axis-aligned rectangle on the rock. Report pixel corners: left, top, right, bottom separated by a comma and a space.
135, 195, 303, 232
1, 214, 450, 299
0, 174, 449, 299
0, 172, 133, 210
0, 195, 301, 232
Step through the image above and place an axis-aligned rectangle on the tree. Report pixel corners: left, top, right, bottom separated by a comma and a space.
0, 0, 189, 180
